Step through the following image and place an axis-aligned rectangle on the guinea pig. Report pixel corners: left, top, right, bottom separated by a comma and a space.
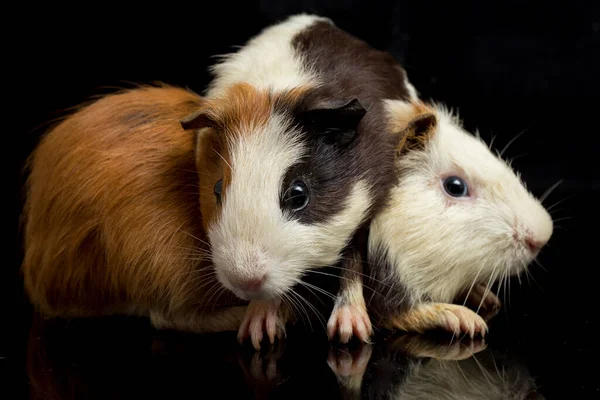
179, 13, 416, 347
22, 85, 249, 330
357, 99, 555, 338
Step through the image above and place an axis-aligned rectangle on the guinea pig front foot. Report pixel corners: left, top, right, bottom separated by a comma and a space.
238, 299, 287, 350
389, 303, 488, 339
327, 303, 373, 344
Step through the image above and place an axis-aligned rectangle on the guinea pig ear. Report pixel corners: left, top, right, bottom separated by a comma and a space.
396, 113, 437, 155
180, 109, 216, 131
386, 100, 437, 156
298, 98, 367, 146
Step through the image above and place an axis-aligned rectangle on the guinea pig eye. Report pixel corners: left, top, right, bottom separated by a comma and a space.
443, 176, 469, 197
214, 179, 223, 203
284, 180, 309, 211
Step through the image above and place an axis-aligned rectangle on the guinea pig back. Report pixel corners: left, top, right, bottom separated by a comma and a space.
22, 85, 239, 318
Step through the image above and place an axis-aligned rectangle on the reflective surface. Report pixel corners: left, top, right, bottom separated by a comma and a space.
6, 313, 563, 399
23, 319, 525, 399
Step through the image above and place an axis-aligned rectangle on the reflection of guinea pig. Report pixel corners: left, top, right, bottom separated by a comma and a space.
22, 86, 247, 325
362, 100, 554, 337
179, 14, 416, 347
328, 336, 543, 400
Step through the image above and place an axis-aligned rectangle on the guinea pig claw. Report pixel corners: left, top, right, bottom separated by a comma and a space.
238, 299, 286, 351
327, 304, 373, 344
391, 303, 489, 339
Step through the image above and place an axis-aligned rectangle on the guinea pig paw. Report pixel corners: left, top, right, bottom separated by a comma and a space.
327, 304, 373, 344
238, 299, 286, 350
449, 305, 488, 339
393, 303, 488, 339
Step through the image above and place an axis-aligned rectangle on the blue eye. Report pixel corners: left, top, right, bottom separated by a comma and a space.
443, 176, 469, 197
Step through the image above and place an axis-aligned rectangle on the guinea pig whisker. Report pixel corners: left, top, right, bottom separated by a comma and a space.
291, 286, 327, 330
461, 263, 488, 308
507, 153, 528, 163
476, 270, 500, 315
551, 216, 572, 223
288, 290, 316, 332
290, 290, 323, 332
282, 292, 307, 327
539, 179, 564, 203
175, 266, 215, 276
325, 265, 395, 288
173, 257, 212, 262
187, 273, 217, 287
546, 194, 575, 211
532, 258, 547, 272
295, 282, 326, 307
204, 282, 224, 310
177, 229, 211, 247
498, 127, 530, 158
172, 245, 211, 253
305, 269, 387, 298
210, 287, 228, 312
525, 269, 543, 291
213, 149, 234, 172
333, 257, 376, 267
298, 281, 337, 301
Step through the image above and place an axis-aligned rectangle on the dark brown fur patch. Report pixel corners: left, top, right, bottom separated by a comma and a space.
289, 20, 414, 224
364, 246, 411, 326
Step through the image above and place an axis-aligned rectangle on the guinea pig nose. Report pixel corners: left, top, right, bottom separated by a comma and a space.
242, 275, 266, 292
524, 236, 544, 252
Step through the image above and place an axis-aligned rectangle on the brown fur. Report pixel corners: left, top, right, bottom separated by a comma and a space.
22, 85, 243, 319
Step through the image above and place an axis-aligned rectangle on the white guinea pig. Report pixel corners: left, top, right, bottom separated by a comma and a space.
352, 99, 555, 338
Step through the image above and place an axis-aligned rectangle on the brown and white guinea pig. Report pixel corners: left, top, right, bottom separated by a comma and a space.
359, 99, 554, 338
179, 13, 415, 346
22, 85, 249, 328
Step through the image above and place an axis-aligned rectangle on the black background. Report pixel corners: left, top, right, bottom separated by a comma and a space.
6, 0, 599, 398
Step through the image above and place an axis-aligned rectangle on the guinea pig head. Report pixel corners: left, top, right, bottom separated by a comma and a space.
369, 100, 554, 303
182, 83, 378, 301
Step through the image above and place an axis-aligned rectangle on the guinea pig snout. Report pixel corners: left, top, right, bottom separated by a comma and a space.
228, 273, 267, 294
215, 244, 274, 300
515, 217, 553, 255
524, 236, 546, 253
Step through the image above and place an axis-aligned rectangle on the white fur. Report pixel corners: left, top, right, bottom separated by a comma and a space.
205, 14, 331, 98
209, 112, 373, 300
370, 100, 554, 304
403, 73, 419, 100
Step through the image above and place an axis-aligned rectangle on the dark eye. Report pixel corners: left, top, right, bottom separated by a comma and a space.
284, 180, 309, 211
214, 179, 223, 203
443, 176, 469, 197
